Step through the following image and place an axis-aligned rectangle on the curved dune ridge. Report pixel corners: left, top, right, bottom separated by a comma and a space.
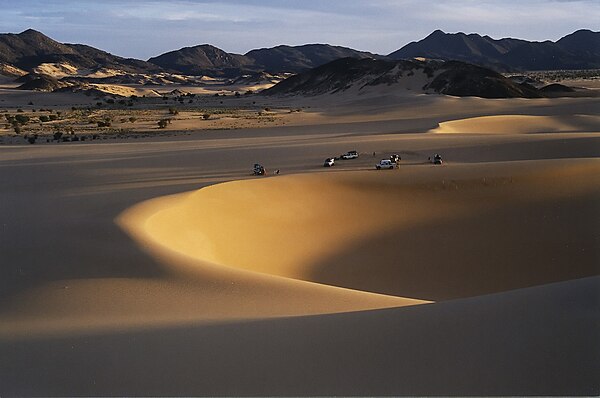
430, 114, 600, 134
120, 159, 600, 304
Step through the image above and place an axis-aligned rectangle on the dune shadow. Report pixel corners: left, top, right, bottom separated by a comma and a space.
307, 192, 600, 301
1, 276, 598, 396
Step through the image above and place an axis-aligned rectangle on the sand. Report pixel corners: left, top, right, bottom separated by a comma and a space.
0, 88, 599, 396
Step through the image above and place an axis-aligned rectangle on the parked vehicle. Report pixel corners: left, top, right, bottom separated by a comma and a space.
323, 158, 335, 167
340, 150, 359, 159
376, 159, 396, 169
253, 163, 266, 175
430, 154, 443, 165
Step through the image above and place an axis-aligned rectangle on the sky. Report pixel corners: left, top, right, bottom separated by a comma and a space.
1, 0, 598, 59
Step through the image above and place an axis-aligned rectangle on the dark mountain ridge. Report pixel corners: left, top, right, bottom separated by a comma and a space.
389, 29, 600, 71
0, 29, 163, 73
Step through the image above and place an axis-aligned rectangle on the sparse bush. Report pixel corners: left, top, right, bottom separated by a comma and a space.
129, 117, 137, 123
97, 121, 111, 128
168, 107, 179, 115
28, 101, 34, 106
14, 125, 21, 134
15, 115, 30, 125
39, 115, 50, 123
157, 119, 168, 129
53, 131, 63, 141
202, 113, 211, 120
17, 109, 23, 113
48, 114, 58, 121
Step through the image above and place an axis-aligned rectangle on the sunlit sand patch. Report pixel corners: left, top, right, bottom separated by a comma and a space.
430, 114, 600, 134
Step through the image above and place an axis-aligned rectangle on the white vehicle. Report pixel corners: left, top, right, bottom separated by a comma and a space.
340, 150, 359, 159
376, 159, 396, 169
323, 157, 335, 167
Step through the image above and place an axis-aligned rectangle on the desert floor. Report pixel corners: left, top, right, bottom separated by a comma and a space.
0, 89, 599, 396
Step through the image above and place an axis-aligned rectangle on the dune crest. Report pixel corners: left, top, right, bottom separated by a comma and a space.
430, 114, 600, 134
119, 159, 600, 301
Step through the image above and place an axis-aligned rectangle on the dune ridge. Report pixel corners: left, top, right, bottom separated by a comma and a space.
431, 114, 600, 134
120, 158, 600, 302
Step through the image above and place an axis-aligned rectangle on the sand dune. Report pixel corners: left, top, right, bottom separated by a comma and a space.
431, 114, 600, 134
122, 159, 599, 300
1, 90, 599, 395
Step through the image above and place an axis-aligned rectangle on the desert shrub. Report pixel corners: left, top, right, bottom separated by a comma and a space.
39, 115, 50, 123
129, 117, 137, 123
97, 121, 111, 128
48, 114, 58, 121
168, 107, 179, 115
234, 92, 241, 97
157, 119, 168, 129
14, 125, 21, 134
27, 135, 37, 144
245, 90, 254, 95
202, 113, 211, 120
53, 131, 63, 141
264, 107, 271, 112
28, 101, 34, 105
15, 115, 30, 124
17, 109, 23, 113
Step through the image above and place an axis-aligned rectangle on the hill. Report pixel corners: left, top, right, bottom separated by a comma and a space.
263, 57, 546, 98
147, 44, 257, 77
0, 29, 163, 74
388, 29, 600, 71
245, 44, 383, 73
148, 43, 384, 76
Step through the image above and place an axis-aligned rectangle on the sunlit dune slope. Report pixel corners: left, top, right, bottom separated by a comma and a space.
431, 114, 600, 134
122, 159, 600, 301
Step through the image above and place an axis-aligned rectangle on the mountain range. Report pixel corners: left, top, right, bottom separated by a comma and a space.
1, 29, 598, 79
389, 29, 600, 71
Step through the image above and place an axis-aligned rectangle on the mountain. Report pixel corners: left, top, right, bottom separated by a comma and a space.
263, 57, 545, 98
147, 44, 257, 77
147, 43, 383, 76
0, 29, 163, 74
244, 44, 383, 73
388, 29, 600, 71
